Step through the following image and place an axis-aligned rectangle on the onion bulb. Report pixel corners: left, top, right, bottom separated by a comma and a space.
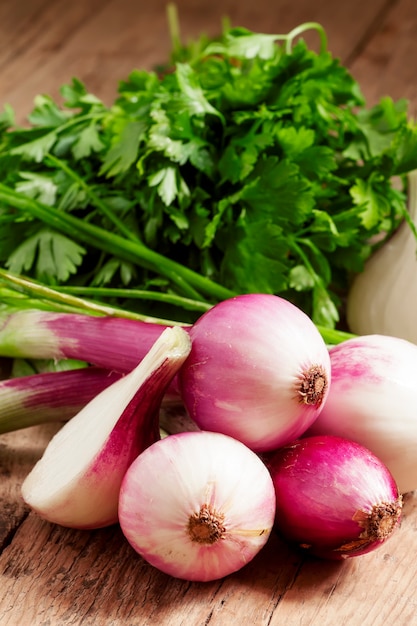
118, 431, 276, 581
178, 294, 331, 452
268, 435, 402, 560
306, 334, 417, 493
21, 326, 191, 529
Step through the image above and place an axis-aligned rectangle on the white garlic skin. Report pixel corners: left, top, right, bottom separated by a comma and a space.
347, 170, 417, 344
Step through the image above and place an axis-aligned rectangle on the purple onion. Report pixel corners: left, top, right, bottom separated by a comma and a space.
267, 435, 402, 559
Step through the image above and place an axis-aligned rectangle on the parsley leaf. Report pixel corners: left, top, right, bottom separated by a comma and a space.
239, 158, 315, 225
1, 21, 417, 328
15, 172, 57, 206
100, 120, 146, 177
6, 228, 86, 283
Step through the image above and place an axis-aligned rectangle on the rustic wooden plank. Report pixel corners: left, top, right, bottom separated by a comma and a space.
268, 491, 417, 626
0, 0, 110, 72
0, 0, 111, 121
0, 514, 301, 625
0, 492, 415, 624
0, 0, 390, 123
0, 424, 61, 548
349, 0, 417, 108
0, 0, 47, 61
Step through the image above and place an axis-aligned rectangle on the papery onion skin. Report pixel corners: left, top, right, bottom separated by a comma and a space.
118, 431, 276, 582
306, 334, 417, 494
178, 294, 331, 452
268, 435, 402, 560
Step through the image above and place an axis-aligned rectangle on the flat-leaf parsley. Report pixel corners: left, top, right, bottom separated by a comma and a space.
1, 19, 417, 327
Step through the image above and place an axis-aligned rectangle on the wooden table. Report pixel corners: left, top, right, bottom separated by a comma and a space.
1, 1, 417, 624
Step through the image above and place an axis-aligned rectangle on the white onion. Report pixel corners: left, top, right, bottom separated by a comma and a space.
118, 431, 276, 581
307, 334, 417, 493
178, 294, 331, 452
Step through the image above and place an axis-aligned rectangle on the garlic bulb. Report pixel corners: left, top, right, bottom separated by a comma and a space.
346, 170, 417, 343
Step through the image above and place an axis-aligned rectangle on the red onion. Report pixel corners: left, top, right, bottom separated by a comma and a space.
178, 294, 331, 452
118, 431, 276, 581
267, 435, 402, 560
306, 334, 417, 493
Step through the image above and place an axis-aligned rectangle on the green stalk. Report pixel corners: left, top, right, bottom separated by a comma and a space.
0, 289, 100, 316
55, 285, 211, 313
0, 270, 186, 325
286, 22, 328, 55
316, 325, 355, 346
0, 183, 236, 302
45, 153, 140, 243
167, 2, 182, 57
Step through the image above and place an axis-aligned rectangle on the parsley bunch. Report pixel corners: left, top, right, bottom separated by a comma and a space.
1, 20, 417, 327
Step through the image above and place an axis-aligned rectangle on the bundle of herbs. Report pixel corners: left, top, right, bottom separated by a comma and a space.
1, 14, 417, 328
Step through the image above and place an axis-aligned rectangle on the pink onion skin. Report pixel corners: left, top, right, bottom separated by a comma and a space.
0, 309, 168, 372
306, 334, 417, 494
0, 309, 183, 400
21, 327, 191, 529
178, 294, 331, 452
267, 435, 402, 560
0, 367, 122, 433
118, 431, 276, 582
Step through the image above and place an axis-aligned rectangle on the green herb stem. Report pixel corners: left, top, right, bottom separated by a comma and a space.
286, 22, 328, 55
0, 291, 104, 316
0, 183, 236, 302
290, 238, 325, 291
45, 153, 140, 243
316, 325, 355, 346
0, 270, 186, 324
167, 3, 182, 57
56, 285, 211, 313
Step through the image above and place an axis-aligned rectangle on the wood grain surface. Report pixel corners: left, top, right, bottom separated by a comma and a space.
1, 1, 417, 624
